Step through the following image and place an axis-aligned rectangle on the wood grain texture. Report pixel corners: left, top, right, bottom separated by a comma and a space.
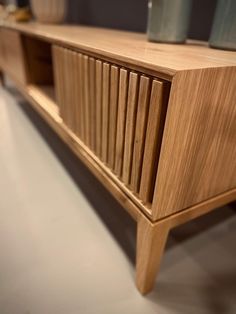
61, 48, 68, 126
11, 71, 236, 226
23, 36, 53, 85
53, 46, 66, 120
101, 63, 110, 162
71, 51, 78, 132
122, 72, 139, 185
139, 80, 168, 204
60, 47, 67, 125
83, 55, 90, 146
7, 71, 144, 222
2, 22, 236, 78
167, 187, 236, 229
64, 48, 73, 129
0, 29, 27, 84
4, 27, 234, 225
52, 46, 171, 211
130, 76, 150, 193
28, 85, 58, 117
108, 65, 119, 169
78, 53, 85, 141
152, 67, 236, 219
89, 57, 96, 152
136, 185, 236, 294
136, 214, 170, 295
74, 52, 82, 138
52, 46, 61, 110
95, 60, 103, 158
2, 24, 236, 297
114, 68, 129, 176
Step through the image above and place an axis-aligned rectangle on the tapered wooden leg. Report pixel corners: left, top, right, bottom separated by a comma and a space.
136, 215, 170, 295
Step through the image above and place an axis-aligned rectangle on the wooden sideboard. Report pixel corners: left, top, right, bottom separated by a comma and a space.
0, 21, 236, 294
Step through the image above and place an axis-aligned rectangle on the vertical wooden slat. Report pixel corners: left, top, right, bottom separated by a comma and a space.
64, 48, 70, 127
78, 53, 85, 141
67, 48, 76, 130
114, 68, 129, 176
52, 45, 63, 115
122, 72, 139, 185
89, 57, 96, 151
139, 80, 167, 203
66, 48, 73, 129
60, 47, 67, 124
108, 65, 119, 169
52, 46, 60, 110
83, 55, 90, 145
71, 50, 78, 133
130, 75, 150, 192
74, 52, 81, 138
57, 47, 64, 120
68, 49, 75, 130
101, 62, 110, 163
95, 60, 103, 158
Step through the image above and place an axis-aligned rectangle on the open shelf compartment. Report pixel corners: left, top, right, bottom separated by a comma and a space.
22, 35, 58, 115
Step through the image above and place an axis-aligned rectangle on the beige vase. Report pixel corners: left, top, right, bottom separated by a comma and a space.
31, 0, 66, 24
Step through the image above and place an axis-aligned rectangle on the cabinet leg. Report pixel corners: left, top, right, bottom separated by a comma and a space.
136, 215, 170, 295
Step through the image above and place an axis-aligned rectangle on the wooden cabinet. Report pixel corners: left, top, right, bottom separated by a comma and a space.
0, 22, 235, 295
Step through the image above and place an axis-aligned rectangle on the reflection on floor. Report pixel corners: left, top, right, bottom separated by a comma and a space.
0, 85, 235, 314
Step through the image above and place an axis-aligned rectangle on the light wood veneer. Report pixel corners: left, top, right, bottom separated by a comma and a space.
0, 21, 235, 295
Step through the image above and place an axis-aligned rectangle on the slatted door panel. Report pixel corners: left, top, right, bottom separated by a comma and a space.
52, 44, 170, 213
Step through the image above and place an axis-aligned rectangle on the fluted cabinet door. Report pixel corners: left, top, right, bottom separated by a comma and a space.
52, 44, 170, 216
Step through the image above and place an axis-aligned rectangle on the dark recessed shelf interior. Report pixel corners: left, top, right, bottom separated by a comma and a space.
23, 35, 56, 107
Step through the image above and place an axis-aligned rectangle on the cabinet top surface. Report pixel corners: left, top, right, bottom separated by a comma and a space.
1, 21, 236, 77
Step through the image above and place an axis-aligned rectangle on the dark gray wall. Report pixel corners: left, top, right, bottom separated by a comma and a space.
19, 0, 217, 41
66, 0, 217, 40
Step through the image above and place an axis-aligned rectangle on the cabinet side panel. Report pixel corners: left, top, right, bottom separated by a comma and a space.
152, 67, 236, 219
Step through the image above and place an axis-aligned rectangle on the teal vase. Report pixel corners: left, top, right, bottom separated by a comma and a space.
209, 0, 236, 50
147, 0, 192, 43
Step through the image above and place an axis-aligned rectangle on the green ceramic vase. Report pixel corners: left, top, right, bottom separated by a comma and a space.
209, 0, 236, 50
147, 0, 192, 43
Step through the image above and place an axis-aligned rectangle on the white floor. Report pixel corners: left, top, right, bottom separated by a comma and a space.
0, 85, 236, 314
